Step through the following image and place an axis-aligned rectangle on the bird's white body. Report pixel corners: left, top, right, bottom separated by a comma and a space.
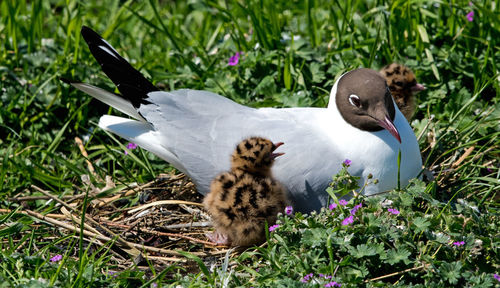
95, 85, 422, 213
73, 26, 423, 213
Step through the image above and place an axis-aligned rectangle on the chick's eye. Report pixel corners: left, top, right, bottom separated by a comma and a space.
348, 94, 361, 108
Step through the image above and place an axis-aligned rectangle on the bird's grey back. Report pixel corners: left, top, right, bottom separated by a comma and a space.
138, 89, 343, 212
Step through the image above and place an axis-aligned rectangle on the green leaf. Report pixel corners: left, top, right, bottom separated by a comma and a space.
349, 244, 377, 258
438, 261, 462, 285
412, 217, 431, 233
386, 247, 411, 265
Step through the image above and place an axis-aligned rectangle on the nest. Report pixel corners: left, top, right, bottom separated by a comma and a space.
5, 137, 238, 276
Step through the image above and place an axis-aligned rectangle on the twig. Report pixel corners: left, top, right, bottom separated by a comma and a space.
366, 264, 429, 282
416, 115, 435, 142
163, 222, 212, 229
9, 195, 78, 201
451, 146, 475, 168
30, 185, 141, 257
128, 200, 204, 214
75, 136, 101, 181
145, 255, 186, 263
0, 209, 66, 219
101, 220, 218, 246
24, 209, 222, 257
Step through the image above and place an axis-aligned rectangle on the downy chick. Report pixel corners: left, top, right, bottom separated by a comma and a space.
203, 137, 288, 247
380, 63, 425, 121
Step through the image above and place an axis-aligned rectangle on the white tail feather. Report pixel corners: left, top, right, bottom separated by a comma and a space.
71, 82, 145, 121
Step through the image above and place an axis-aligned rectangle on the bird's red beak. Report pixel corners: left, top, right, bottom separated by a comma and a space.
377, 116, 401, 143
270, 142, 285, 160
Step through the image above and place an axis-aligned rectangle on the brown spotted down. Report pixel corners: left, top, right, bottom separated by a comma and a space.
380, 63, 424, 121
203, 137, 288, 247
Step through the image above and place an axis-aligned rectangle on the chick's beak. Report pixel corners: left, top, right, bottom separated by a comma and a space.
411, 83, 425, 92
270, 142, 285, 160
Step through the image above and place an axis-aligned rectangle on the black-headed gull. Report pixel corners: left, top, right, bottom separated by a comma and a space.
380, 63, 426, 121
203, 137, 287, 246
64, 26, 422, 213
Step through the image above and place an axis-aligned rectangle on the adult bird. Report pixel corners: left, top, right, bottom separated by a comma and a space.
63, 26, 423, 213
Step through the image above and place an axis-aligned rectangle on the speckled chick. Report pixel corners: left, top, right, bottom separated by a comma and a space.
203, 137, 288, 247
380, 63, 425, 121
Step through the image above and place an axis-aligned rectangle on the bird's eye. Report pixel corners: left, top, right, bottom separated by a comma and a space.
348, 94, 361, 108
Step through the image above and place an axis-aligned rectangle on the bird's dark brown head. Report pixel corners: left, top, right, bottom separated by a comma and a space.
231, 137, 284, 175
380, 63, 425, 120
335, 68, 401, 143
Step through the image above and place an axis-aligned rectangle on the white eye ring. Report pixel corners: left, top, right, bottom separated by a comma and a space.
348, 94, 361, 107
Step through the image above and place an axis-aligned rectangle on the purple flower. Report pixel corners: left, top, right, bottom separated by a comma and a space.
108, 271, 118, 278
329, 203, 337, 210
152, 283, 158, 288
50, 254, 62, 262
228, 52, 241, 66
325, 281, 342, 287
494, 274, 500, 282
126, 142, 138, 150
301, 273, 314, 283
341, 215, 354, 226
319, 274, 332, 279
350, 203, 362, 215
269, 224, 279, 232
342, 159, 352, 167
387, 208, 400, 215
285, 206, 293, 215
453, 241, 465, 247
339, 199, 348, 206
466, 11, 474, 22
125, 142, 138, 155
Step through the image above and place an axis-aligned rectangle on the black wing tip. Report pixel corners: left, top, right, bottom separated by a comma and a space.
80, 25, 101, 43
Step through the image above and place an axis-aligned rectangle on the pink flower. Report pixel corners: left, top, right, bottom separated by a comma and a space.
126, 142, 138, 149
341, 215, 354, 226
228, 52, 241, 66
339, 199, 348, 206
319, 274, 332, 279
125, 142, 138, 155
453, 241, 465, 247
269, 224, 279, 232
50, 254, 62, 262
329, 203, 337, 210
466, 11, 474, 22
285, 206, 293, 215
350, 203, 362, 215
387, 208, 400, 215
301, 273, 314, 283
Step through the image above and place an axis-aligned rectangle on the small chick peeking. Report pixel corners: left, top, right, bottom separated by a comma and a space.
203, 137, 288, 247
380, 63, 425, 121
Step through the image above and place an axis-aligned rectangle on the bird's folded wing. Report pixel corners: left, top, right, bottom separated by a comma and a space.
136, 89, 340, 195
98, 115, 187, 174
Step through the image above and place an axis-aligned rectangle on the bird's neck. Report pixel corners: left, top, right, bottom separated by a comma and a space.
232, 166, 272, 178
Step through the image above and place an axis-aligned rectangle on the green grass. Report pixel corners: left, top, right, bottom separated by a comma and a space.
0, 0, 499, 287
